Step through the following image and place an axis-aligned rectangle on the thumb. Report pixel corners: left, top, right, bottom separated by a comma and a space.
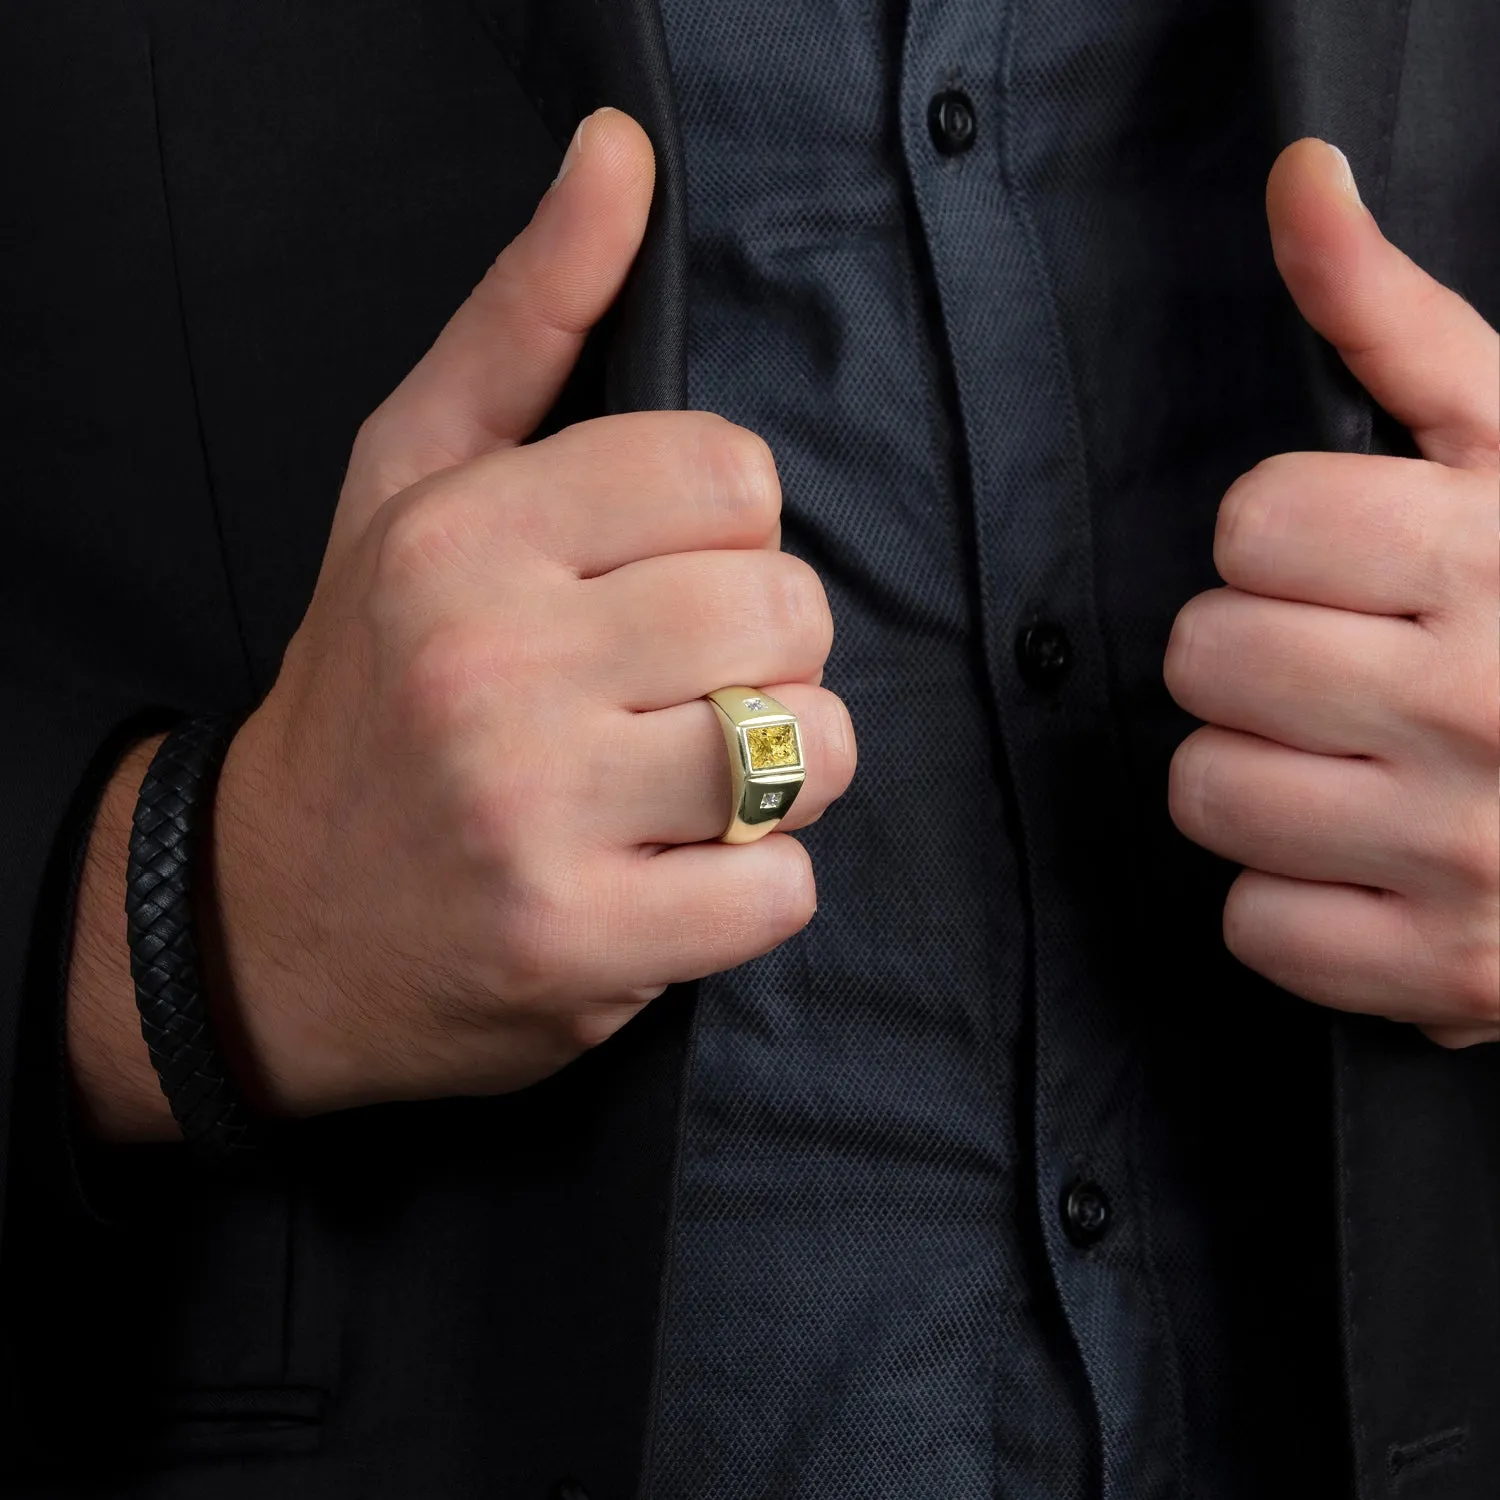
1267, 137, 1498, 471
343, 107, 656, 521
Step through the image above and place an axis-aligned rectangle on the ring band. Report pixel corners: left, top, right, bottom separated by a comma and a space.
706, 688, 806, 844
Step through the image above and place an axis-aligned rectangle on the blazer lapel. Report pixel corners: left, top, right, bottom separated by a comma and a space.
479, 0, 689, 416
1263, 6, 1500, 1498
1259, 0, 1414, 457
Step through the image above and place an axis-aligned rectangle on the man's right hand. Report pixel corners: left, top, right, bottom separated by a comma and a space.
69, 109, 856, 1134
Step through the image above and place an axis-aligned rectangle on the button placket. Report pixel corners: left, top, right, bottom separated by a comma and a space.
898, 2, 1182, 1489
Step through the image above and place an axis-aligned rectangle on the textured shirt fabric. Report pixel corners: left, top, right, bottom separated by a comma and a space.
647, 1, 1348, 1497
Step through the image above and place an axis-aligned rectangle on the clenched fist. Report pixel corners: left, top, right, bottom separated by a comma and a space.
1166, 139, 1499, 1048
207, 110, 856, 1116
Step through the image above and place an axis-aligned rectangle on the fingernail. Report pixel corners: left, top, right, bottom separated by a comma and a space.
1328, 144, 1361, 204
552, 115, 589, 188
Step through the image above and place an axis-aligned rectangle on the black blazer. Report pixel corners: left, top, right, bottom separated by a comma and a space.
0, 3, 1494, 1497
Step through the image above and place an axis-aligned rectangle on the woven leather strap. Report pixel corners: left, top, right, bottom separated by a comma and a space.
126, 716, 259, 1156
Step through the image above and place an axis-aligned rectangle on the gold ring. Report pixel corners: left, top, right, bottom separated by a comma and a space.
706, 688, 806, 844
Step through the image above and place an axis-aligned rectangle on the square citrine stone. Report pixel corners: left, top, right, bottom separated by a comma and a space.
745, 723, 800, 770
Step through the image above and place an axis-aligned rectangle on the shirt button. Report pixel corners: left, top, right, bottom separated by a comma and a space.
1061, 1178, 1112, 1247
1015, 620, 1072, 689
928, 90, 978, 155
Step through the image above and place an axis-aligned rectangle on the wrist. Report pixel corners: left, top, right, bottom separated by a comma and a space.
204, 710, 376, 1120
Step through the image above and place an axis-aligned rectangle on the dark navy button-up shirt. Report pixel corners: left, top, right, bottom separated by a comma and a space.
646, 1, 1351, 1495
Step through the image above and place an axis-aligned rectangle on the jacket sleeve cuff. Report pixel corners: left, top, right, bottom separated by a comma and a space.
16, 713, 176, 1226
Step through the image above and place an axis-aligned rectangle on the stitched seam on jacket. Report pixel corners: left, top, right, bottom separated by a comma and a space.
142, 35, 258, 702
996, 4, 1190, 1496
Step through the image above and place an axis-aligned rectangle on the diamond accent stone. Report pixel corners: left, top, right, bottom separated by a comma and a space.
758, 789, 784, 811
745, 723, 799, 770
742, 696, 764, 711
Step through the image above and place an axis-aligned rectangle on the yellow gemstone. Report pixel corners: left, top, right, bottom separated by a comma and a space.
746, 723, 799, 770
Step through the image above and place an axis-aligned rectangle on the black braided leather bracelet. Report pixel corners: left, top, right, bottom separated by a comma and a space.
125, 715, 261, 1156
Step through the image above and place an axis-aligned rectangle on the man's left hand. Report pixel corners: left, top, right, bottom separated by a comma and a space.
1164, 138, 1499, 1048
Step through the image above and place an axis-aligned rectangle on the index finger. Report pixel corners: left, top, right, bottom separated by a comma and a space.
475, 410, 782, 576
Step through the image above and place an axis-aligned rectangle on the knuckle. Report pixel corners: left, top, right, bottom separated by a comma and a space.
462, 774, 535, 871
566, 712, 631, 812
1163, 594, 1213, 705
396, 623, 490, 741
373, 482, 477, 589
450, 796, 557, 952
765, 554, 833, 652
352, 406, 424, 495
494, 855, 589, 990
791, 698, 855, 827
699, 418, 781, 533
791, 854, 819, 928
819, 693, 858, 793
1220, 877, 1264, 968
1247, 451, 1303, 483
754, 840, 817, 939
1166, 736, 1211, 839
1214, 462, 1282, 578
352, 407, 393, 467
779, 838, 819, 925
1168, 728, 1246, 850
463, 730, 591, 878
